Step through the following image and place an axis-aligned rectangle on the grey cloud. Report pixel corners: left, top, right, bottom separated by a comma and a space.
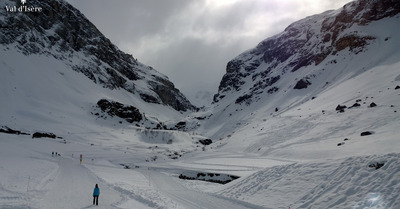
65, 0, 353, 106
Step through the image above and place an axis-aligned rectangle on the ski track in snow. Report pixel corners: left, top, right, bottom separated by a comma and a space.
1, 135, 276, 209
36, 157, 122, 209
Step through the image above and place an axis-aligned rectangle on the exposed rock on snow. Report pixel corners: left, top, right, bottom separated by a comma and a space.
293, 78, 312, 89
368, 162, 385, 170
336, 104, 347, 113
0, 126, 29, 135
96, 99, 143, 123
349, 102, 361, 108
32, 132, 57, 139
198, 138, 213, 146
360, 131, 374, 136
179, 171, 239, 184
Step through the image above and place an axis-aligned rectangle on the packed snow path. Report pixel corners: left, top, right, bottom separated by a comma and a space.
36, 157, 268, 209
37, 157, 121, 209
147, 169, 267, 209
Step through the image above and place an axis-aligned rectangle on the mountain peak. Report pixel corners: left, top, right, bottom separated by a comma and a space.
0, 0, 196, 112
213, 0, 399, 105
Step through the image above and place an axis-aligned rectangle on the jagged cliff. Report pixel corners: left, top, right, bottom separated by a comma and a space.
213, 0, 400, 105
0, 0, 196, 112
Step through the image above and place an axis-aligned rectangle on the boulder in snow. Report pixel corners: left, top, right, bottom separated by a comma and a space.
360, 131, 374, 136
293, 78, 311, 89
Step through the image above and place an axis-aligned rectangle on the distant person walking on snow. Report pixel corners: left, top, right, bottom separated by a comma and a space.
93, 184, 100, 205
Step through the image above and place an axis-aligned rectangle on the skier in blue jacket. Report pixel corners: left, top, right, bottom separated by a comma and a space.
93, 184, 100, 205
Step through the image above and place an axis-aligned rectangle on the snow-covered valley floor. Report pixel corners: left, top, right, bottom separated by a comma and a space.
1, 125, 399, 209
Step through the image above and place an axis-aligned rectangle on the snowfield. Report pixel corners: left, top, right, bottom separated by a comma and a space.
1, 121, 400, 209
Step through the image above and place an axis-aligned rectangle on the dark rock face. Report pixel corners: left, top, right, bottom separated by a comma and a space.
179, 172, 239, 184
0, 0, 196, 112
139, 93, 160, 104
369, 102, 377, 107
337, 142, 345, 146
335, 35, 375, 53
148, 79, 196, 112
32, 132, 57, 139
174, 121, 186, 130
0, 126, 29, 135
336, 104, 347, 113
294, 79, 311, 90
235, 94, 253, 105
97, 99, 142, 123
369, 162, 384, 170
198, 139, 213, 145
349, 103, 361, 108
213, 0, 400, 105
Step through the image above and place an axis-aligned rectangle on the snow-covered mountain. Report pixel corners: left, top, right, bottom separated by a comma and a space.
1, 0, 400, 208
193, 0, 400, 144
0, 0, 198, 133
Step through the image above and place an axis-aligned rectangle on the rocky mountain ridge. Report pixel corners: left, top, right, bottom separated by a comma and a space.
0, 0, 196, 113
180, 0, 400, 143
213, 0, 399, 106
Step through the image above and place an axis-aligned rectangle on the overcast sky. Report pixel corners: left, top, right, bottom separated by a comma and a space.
65, 0, 353, 106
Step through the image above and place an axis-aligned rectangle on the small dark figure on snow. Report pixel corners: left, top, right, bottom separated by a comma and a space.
93, 184, 100, 205
52, 152, 54, 157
